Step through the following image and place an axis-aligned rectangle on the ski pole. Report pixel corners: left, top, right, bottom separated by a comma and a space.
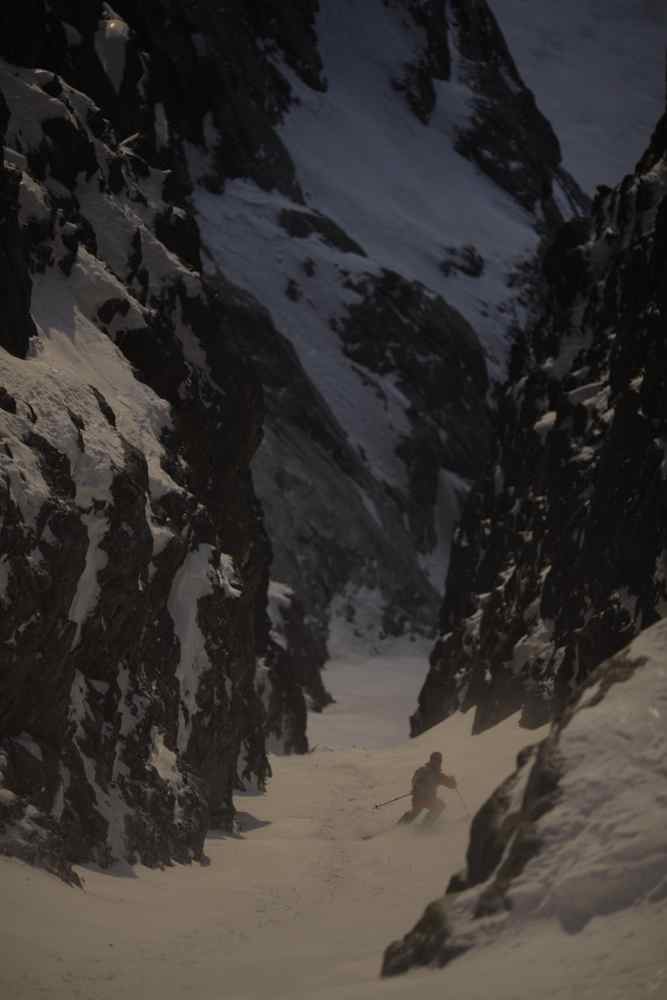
455, 787, 470, 818
373, 792, 412, 810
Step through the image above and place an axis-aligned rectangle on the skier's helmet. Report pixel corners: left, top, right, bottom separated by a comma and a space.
429, 751, 443, 765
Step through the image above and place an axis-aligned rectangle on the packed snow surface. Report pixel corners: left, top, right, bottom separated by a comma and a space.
488, 0, 667, 192
2, 629, 666, 998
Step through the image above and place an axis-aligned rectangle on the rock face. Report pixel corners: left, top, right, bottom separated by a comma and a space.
0, 8, 318, 876
384, 618, 667, 977
413, 104, 667, 736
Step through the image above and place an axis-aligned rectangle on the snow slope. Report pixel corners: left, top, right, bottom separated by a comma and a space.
0, 698, 546, 1000
2, 666, 664, 1000
508, 621, 667, 932
488, 0, 667, 192
3, 621, 666, 999
197, 0, 540, 373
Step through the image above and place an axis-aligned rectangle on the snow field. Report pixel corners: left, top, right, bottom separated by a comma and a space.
308, 631, 434, 749
0, 694, 545, 1000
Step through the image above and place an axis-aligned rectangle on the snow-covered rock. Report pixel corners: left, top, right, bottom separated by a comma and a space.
384, 617, 667, 976
255, 580, 332, 756
0, 25, 315, 874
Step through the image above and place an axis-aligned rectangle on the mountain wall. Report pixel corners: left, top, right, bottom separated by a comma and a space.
413, 105, 667, 734
0, 8, 320, 877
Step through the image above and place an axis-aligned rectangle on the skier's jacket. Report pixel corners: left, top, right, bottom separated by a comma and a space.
411, 763, 456, 804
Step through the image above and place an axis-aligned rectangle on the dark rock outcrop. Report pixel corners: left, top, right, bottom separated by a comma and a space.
278, 208, 367, 256
413, 105, 667, 735
0, 89, 36, 357
256, 579, 332, 756
340, 269, 489, 482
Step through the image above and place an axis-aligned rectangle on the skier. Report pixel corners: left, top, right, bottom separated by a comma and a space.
398, 751, 457, 827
